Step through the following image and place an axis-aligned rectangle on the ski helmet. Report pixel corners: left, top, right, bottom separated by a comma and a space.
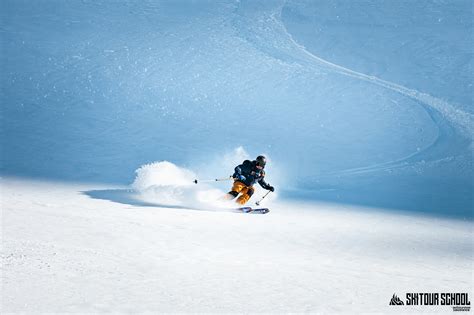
256, 155, 267, 168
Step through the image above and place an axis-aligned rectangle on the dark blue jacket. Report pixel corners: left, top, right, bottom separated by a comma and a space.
233, 160, 272, 189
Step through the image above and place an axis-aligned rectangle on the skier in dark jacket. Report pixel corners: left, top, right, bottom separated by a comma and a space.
226, 155, 275, 205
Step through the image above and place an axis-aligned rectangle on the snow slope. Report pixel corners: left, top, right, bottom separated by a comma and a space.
2, 0, 472, 216
2, 177, 472, 313
1, 0, 473, 312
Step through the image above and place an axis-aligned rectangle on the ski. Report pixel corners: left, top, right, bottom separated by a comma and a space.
236, 207, 270, 214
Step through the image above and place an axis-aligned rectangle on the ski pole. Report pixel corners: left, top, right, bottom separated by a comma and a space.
256, 191, 271, 206
193, 176, 233, 184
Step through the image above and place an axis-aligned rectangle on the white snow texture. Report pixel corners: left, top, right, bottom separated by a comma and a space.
1, 0, 472, 313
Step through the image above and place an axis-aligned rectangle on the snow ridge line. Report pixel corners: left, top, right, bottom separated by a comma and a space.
275, 1, 474, 137
264, 1, 472, 176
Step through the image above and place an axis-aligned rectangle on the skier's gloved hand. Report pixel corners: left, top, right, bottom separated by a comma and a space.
268, 186, 275, 192
236, 174, 246, 182
233, 172, 246, 182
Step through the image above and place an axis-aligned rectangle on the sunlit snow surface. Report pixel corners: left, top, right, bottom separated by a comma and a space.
1, 0, 473, 312
2, 178, 472, 313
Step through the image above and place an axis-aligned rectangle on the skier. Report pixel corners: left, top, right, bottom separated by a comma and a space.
226, 155, 275, 205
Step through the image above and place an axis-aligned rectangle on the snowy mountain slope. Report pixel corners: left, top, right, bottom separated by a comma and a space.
2, 0, 472, 215
1, 1, 473, 312
2, 177, 472, 313
282, 0, 473, 109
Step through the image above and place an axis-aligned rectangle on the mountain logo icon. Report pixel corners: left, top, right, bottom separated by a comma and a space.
389, 293, 404, 305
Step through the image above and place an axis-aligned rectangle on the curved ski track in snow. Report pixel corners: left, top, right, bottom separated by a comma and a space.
234, 0, 473, 177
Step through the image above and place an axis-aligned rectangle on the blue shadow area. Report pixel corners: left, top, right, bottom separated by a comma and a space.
2, 0, 472, 218
282, 178, 473, 220
82, 189, 185, 210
